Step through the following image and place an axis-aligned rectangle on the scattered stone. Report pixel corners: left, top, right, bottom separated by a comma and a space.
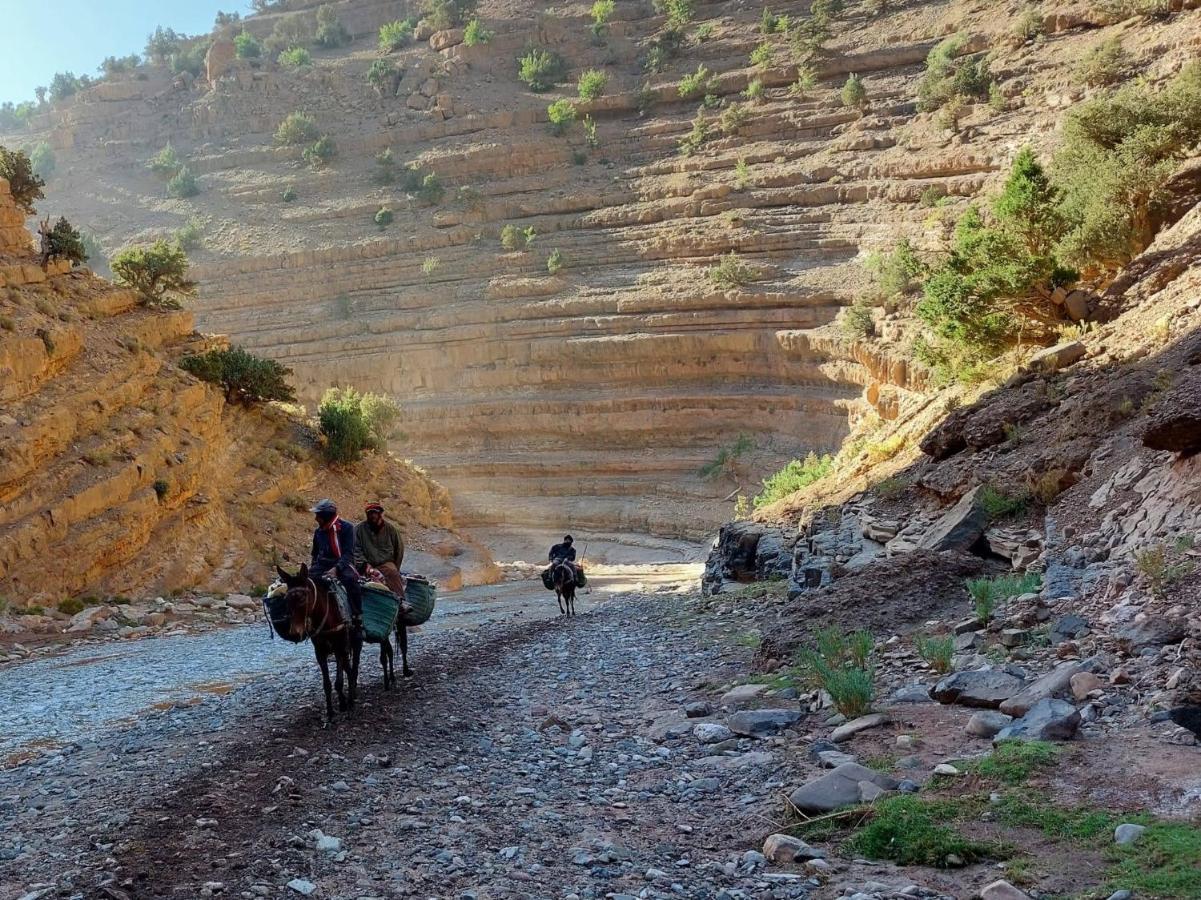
1000, 658, 1098, 717
817, 749, 858, 769
917, 485, 990, 552
966, 710, 1013, 738
286, 880, 317, 897
693, 722, 733, 744
995, 698, 1081, 742
830, 712, 889, 743
1114, 823, 1146, 845
1000, 628, 1029, 648
954, 631, 983, 652
720, 683, 768, 707
788, 763, 899, 814
980, 879, 1031, 900
727, 708, 800, 738
762, 833, 826, 864
684, 701, 711, 718
890, 683, 935, 703
1070, 672, 1103, 700
1106, 891, 1133, 900
1029, 340, 1086, 372
933, 763, 961, 776
1116, 617, 1188, 652
931, 669, 1025, 708
1049, 614, 1089, 645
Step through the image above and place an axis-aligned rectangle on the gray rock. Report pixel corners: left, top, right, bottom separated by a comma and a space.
762, 833, 826, 864
287, 880, 317, 897
966, 710, 1013, 738
1116, 617, 1187, 651
830, 712, 889, 743
890, 683, 936, 703
1000, 658, 1099, 717
917, 485, 990, 552
980, 880, 1031, 900
684, 701, 711, 718
995, 698, 1080, 742
931, 669, 1025, 708
1106, 891, 1133, 900
720, 683, 769, 707
788, 763, 899, 814
1050, 614, 1089, 644
1029, 340, 1086, 372
816, 750, 858, 769
727, 708, 800, 738
1114, 823, 1146, 845
954, 631, 983, 652
693, 722, 734, 744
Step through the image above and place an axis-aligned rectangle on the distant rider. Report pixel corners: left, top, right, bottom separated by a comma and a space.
548, 535, 584, 586
310, 498, 363, 633
355, 501, 410, 612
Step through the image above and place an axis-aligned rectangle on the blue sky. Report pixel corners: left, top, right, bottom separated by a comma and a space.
1, 0, 254, 105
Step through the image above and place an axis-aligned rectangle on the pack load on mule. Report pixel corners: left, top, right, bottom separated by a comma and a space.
264, 570, 437, 638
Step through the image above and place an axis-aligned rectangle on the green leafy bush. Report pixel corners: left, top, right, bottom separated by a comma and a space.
848, 796, 996, 867
546, 248, 565, 274
180, 346, 296, 405
979, 483, 1029, 518
918, 35, 991, 111
841, 73, 867, 108
591, 0, 616, 31
578, 68, 608, 100
314, 4, 350, 48
44, 217, 87, 265
374, 147, 396, 184
867, 238, 925, 299
424, 0, 476, 30
654, 0, 695, 28
111, 240, 196, 308
282, 186, 298, 202
463, 18, 492, 45
167, 165, 199, 198
234, 30, 262, 59
914, 634, 954, 674
278, 46, 312, 68
1075, 36, 1128, 86
720, 102, 750, 135
265, 16, 314, 55
645, 29, 684, 72
500, 223, 536, 251
546, 99, 577, 134
375, 206, 394, 229
302, 135, 337, 168
677, 109, 708, 156
148, 142, 182, 177
699, 433, 753, 480
274, 112, 319, 146
48, 71, 84, 102
318, 387, 402, 464
0, 146, 46, 214
30, 142, 55, 181
367, 59, 398, 93
754, 451, 832, 507
841, 300, 874, 338
706, 250, 755, 286
174, 217, 204, 250
799, 625, 875, 718
750, 40, 774, 69
518, 49, 566, 92
379, 20, 414, 51
678, 64, 712, 100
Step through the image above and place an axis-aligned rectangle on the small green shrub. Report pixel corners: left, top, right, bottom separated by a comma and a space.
302, 135, 337, 168
500, 223, 534, 251
798, 625, 875, 718
174, 217, 204, 251
706, 250, 755, 287
180, 346, 296, 405
789, 65, 817, 98
375, 206, 394, 229
678, 64, 712, 100
750, 40, 774, 69
578, 68, 608, 100
841, 300, 874, 338
30, 142, 55, 181
314, 4, 350, 49
317, 387, 402, 464
274, 112, 319, 146
278, 46, 312, 68
867, 238, 925, 299
971, 740, 1060, 784
979, 484, 1028, 518
463, 18, 492, 45
58, 596, 88, 616
734, 157, 750, 189
368, 59, 398, 93
744, 77, 765, 102
1075, 36, 1128, 86
374, 148, 396, 184
167, 165, 199, 198
281, 187, 297, 202
379, 20, 414, 52
654, 0, 695, 27
754, 451, 832, 507
677, 109, 708, 155
582, 115, 599, 148
591, 0, 616, 31
918, 35, 991, 111
546, 99, 577, 134
41, 216, 87, 266
546, 248, 565, 274
841, 73, 867, 109
699, 433, 754, 480
518, 49, 566, 92
234, 30, 262, 59
422, 256, 440, 276
1013, 6, 1045, 42
914, 634, 954, 674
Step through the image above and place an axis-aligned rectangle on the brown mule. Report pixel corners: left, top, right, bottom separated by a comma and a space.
551, 561, 577, 616
277, 565, 361, 724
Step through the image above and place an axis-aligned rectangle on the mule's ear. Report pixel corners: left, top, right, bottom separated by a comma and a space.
276, 565, 290, 583
298, 563, 309, 578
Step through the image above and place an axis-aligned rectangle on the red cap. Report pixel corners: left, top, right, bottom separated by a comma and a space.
365, 502, 384, 513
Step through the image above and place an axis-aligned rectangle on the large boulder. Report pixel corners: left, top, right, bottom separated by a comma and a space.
788, 763, 899, 814
995, 698, 1081, 742
1116, 617, 1188, 652
917, 485, 990, 552
931, 669, 1025, 709
999, 658, 1100, 717
727, 708, 801, 738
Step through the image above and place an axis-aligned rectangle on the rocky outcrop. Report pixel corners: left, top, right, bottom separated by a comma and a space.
0, 177, 491, 608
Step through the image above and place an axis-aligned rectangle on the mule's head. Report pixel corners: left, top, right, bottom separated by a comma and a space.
278, 564, 314, 641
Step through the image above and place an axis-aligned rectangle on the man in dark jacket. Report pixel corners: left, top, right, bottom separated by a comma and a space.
549, 535, 576, 564
310, 498, 362, 628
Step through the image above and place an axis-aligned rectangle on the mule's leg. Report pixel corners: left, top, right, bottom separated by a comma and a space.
556, 589, 565, 616
316, 646, 335, 723
397, 623, 413, 678
334, 647, 348, 711
380, 640, 393, 690
569, 586, 576, 616
348, 632, 361, 710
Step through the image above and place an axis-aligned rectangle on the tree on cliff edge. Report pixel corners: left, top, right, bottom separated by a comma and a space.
111, 240, 197, 309
0, 146, 46, 215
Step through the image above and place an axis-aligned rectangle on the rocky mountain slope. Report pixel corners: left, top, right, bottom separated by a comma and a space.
0, 174, 493, 620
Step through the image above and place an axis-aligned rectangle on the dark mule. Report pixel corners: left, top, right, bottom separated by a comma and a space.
395, 614, 414, 678
277, 565, 361, 723
364, 629, 396, 690
551, 561, 577, 617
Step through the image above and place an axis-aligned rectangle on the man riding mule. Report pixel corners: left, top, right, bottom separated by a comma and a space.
310, 498, 363, 635
354, 501, 408, 603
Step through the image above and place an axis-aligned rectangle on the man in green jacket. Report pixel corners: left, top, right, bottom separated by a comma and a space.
354, 502, 407, 602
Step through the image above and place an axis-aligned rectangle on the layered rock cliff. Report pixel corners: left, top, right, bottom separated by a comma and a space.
0, 175, 492, 610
